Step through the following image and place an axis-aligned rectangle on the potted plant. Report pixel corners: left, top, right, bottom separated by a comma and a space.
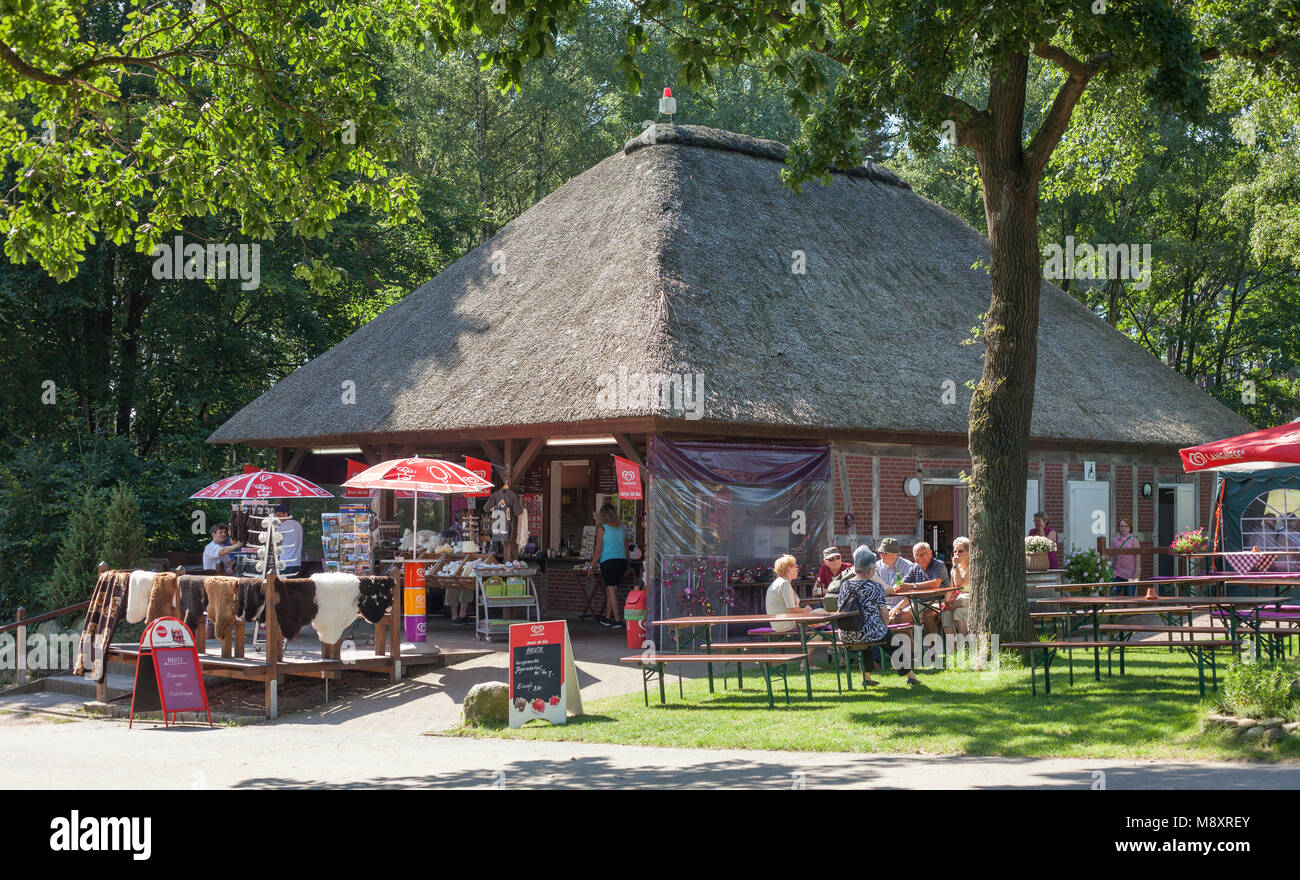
1025, 534, 1055, 571
1063, 548, 1112, 585
1170, 527, 1210, 578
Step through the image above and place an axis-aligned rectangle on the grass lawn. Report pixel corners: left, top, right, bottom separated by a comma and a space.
442, 651, 1300, 761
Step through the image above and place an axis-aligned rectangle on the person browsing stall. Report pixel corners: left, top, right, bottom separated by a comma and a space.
203, 523, 243, 574
592, 504, 629, 629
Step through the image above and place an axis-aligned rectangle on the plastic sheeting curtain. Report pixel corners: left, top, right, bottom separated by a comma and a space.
647, 440, 831, 634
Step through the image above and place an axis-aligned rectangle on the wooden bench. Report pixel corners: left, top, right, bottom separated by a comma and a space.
1003, 639, 1241, 697
620, 653, 809, 708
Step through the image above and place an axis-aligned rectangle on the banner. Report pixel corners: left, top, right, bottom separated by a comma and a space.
614, 455, 643, 500
465, 456, 492, 498
345, 459, 369, 498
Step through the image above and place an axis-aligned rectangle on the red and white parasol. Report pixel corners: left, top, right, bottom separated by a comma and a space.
341, 458, 493, 495
342, 458, 494, 556
190, 470, 333, 500
1180, 421, 1300, 473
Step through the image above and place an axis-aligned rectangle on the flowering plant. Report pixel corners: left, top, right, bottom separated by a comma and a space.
1170, 527, 1209, 554
1025, 535, 1056, 554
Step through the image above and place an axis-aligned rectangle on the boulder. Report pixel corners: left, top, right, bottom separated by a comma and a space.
1283, 722, 1300, 734
1261, 718, 1284, 729
1204, 713, 1231, 725
462, 682, 510, 726
1265, 726, 1285, 742
1236, 717, 1258, 729
1243, 725, 1267, 740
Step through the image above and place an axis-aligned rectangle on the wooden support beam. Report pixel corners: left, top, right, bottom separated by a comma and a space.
504, 439, 515, 485
285, 447, 309, 474
477, 440, 505, 472
360, 444, 382, 465
511, 436, 546, 485
612, 433, 645, 468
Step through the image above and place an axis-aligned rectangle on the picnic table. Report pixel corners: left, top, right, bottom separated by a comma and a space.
1040, 595, 1290, 679
654, 611, 853, 698
1223, 576, 1300, 597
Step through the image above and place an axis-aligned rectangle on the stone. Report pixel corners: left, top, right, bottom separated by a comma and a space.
1235, 717, 1258, 729
1243, 725, 1267, 740
1283, 722, 1300, 734
1265, 726, 1285, 742
462, 682, 509, 726
1204, 712, 1228, 724
1261, 718, 1284, 729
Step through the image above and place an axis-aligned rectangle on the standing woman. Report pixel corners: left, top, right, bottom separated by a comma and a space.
1029, 512, 1060, 570
1110, 518, 1140, 596
591, 504, 629, 629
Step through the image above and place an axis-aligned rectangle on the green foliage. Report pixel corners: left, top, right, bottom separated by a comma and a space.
98, 481, 146, 570
1216, 659, 1297, 720
45, 486, 108, 614
1063, 548, 1112, 585
0, 0, 433, 282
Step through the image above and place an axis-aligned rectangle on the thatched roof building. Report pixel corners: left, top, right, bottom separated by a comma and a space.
210, 125, 1255, 617
209, 124, 1251, 452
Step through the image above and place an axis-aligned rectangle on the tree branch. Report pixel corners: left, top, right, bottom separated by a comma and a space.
1023, 44, 1115, 179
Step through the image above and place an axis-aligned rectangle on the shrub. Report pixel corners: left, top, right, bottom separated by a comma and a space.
44, 487, 108, 615
1064, 548, 1112, 584
98, 481, 147, 570
1216, 659, 1296, 720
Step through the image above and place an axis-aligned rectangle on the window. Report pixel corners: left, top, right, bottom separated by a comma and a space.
1240, 489, 1300, 572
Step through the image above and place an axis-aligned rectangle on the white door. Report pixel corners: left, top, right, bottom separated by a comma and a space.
1067, 481, 1110, 554
1174, 483, 1196, 535
1025, 479, 1040, 535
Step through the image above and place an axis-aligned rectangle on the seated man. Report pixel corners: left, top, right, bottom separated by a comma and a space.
874, 537, 918, 623
890, 541, 949, 637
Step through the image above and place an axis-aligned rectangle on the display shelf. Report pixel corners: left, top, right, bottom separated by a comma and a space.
474, 566, 539, 642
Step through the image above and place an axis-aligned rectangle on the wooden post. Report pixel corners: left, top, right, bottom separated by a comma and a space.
389, 583, 402, 682
264, 567, 281, 720
14, 607, 25, 685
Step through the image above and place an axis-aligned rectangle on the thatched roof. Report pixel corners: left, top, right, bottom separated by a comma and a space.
209, 124, 1253, 449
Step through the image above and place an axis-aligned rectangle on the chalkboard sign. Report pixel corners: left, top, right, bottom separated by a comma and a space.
508, 620, 582, 727
129, 617, 212, 729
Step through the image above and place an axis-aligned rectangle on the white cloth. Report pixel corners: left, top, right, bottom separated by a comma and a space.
766, 577, 800, 633
277, 518, 303, 567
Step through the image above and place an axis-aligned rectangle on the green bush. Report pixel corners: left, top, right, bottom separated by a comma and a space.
44, 487, 108, 614
1216, 659, 1297, 720
1063, 548, 1112, 584
99, 481, 147, 570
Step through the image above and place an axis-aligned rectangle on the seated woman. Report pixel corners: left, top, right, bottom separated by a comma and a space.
836, 546, 921, 687
943, 536, 971, 636
765, 554, 812, 633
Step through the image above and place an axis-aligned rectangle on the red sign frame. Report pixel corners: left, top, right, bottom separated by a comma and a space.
129, 617, 212, 729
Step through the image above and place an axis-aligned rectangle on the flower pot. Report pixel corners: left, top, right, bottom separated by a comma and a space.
1026, 551, 1049, 572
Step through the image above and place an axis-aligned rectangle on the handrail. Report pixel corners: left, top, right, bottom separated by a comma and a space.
0, 601, 90, 635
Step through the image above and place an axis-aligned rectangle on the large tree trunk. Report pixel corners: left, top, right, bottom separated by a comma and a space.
967, 55, 1038, 646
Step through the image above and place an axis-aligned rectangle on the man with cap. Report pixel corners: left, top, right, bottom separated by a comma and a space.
814, 546, 852, 597
836, 545, 921, 687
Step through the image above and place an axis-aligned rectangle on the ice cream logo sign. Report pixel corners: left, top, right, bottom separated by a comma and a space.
508, 620, 582, 728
